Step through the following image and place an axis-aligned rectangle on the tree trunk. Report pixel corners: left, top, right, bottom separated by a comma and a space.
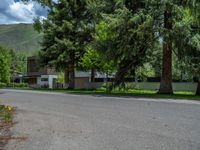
68, 53, 75, 89
91, 67, 96, 82
68, 62, 75, 89
130, 67, 136, 82
158, 10, 173, 94
64, 68, 69, 88
196, 81, 200, 96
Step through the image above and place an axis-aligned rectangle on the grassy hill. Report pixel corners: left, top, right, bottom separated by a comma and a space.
0, 24, 42, 55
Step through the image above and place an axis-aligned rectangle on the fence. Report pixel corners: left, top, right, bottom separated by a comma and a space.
86, 82, 198, 92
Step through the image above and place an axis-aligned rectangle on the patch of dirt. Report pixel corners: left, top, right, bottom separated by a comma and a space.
0, 107, 27, 150
0, 120, 11, 150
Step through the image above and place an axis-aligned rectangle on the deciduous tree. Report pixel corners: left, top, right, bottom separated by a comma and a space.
0, 46, 11, 84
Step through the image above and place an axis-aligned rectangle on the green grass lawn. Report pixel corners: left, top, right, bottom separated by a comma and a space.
5, 87, 200, 101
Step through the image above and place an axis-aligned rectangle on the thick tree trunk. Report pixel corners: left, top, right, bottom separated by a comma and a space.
64, 69, 69, 88
68, 53, 75, 89
196, 81, 200, 96
68, 62, 75, 89
130, 67, 136, 82
158, 10, 173, 94
91, 67, 96, 82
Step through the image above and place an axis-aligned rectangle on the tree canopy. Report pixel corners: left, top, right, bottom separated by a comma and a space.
33, 0, 95, 88
24, 0, 200, 93
0, 46, 11, 84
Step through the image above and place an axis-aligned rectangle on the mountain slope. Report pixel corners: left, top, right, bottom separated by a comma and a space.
0, 24, 42, 54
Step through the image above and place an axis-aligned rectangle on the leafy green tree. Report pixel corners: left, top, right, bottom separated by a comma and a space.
93, 0, 200, 94
97, 0, 200, 94
79, 47, 102, 82
79, 46, 115, 82
30, 0, 95, 89
135, 63, 155, 81
0, 46, 11, 84
56, 72, 64, 84
146, 42, 162, 78
79, 21, 115, 82
94, 1, 155, 90
9, 49, 27, 75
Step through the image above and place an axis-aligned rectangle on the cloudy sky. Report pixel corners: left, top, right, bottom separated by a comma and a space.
0, 0, 47, 24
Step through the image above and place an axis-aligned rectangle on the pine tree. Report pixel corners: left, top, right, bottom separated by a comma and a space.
145, 0, 200, 94
176, 11, 200, 95
33, 0, 95, 89
94, 0, 200, 93
93, 0, 155, 90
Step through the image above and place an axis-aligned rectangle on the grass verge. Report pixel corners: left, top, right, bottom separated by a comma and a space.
0, 105, 14, 149
4, 87, 200, 101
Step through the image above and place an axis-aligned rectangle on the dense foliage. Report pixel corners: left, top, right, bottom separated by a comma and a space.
9, 49, 27, 76
25, 0, 200, 94
93, 1, 155, 90
33, 0, 95, 89
0, 46, 11, 83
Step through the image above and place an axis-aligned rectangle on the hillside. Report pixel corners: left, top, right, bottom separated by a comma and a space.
0, 24, 42, 54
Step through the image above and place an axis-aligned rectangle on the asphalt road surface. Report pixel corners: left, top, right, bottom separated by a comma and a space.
0, 89, 200, 150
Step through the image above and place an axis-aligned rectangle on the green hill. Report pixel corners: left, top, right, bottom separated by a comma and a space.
0, 24, 42, 54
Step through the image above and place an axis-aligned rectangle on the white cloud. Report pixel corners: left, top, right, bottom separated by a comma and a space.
0, 0, 47, 24
8, 2, 35, 22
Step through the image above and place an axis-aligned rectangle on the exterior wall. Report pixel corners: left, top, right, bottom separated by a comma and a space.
27, 56, 58, 89
28, 75, 57, 89
28, 77, 37, 85
36, 75, 58, 89
27, 56, 57, 76
27, 57, 47, 76
75, 77, 90, 89
37, 77, 42, 85
47, 68, 57, 75
48, 75, 58, 89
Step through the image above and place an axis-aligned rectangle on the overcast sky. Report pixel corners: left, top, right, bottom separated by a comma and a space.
0, 0, 47, 24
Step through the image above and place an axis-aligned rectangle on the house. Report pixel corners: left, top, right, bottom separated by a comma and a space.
26, 56, 91, 89
27, 56, 58, 89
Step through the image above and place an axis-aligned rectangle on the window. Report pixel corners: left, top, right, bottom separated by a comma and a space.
41, 78, 48, 82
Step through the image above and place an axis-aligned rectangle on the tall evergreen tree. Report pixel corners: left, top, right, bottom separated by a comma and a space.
94, 0, 200, 93
188, 34, 200, 95
144, 0, 200, 94
93, 0, 155, 90
32, 0, 95, 89
175, 9, 200, 95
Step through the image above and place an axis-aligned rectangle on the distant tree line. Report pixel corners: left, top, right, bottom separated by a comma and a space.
0, 46, 26, 84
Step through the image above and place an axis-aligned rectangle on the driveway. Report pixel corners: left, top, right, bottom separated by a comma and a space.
0, 89, 200, 150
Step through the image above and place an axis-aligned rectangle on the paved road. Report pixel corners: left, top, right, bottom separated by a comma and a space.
0, 89, 200, 150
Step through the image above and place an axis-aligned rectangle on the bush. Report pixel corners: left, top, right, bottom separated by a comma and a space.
0, 82, 7, 88
0, 105, 13, 123
6, 83, 28, 88
16, 83, 28, 87
100, 82, 140, 92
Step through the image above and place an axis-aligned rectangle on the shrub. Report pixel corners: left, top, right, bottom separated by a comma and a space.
0, 105, 13, 123
6, 83, 28, 88
0, 82, 7, 88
